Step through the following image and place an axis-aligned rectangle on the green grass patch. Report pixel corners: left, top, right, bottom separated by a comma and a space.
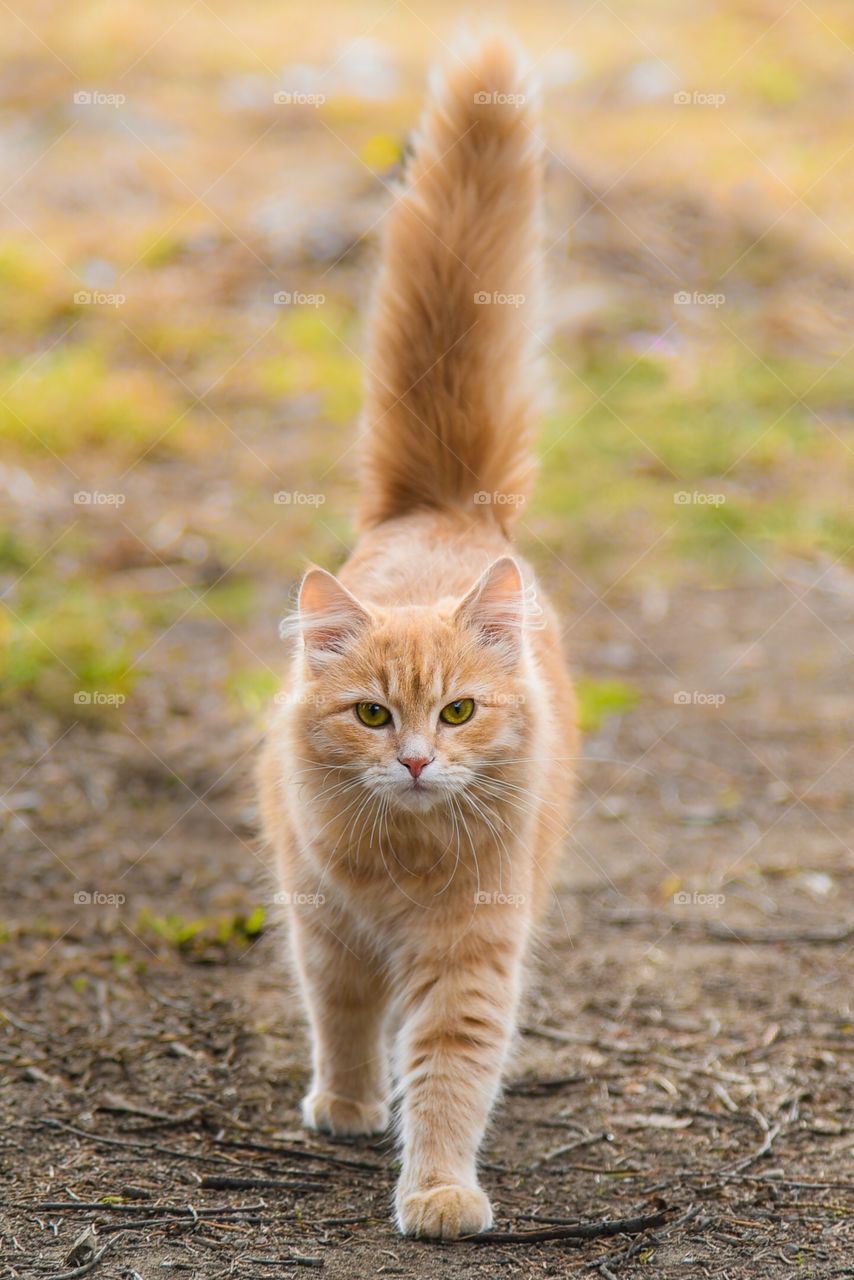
534, 337, 854, 575
576, 677, 640, 732
197, 577, 256, 623
0, 529, 37, 571
227, 666, 280, 713
0, 560, 183, 713
256, 306, 362, 424
136, 907, 266, 960
0, 342, 188, 455
0, 238, 75, 336
1, 588, 137, 708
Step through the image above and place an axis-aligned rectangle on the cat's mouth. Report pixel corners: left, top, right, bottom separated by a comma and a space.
391, 776, 444, 812
360, 765, 465, 814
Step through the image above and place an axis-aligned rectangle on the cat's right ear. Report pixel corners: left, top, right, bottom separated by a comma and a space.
297, 567, 371, 669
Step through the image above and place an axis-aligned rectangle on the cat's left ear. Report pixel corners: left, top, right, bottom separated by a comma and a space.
453, 556, 526, 665
298, 567, 371, 670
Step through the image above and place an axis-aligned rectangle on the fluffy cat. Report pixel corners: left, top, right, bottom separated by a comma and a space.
258, 32, 577, 1239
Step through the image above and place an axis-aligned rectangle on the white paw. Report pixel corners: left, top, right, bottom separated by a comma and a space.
396, 1182, 493, 1239
301, 1089, 389, 1136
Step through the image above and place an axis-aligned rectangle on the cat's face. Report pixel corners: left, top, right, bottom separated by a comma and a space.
292, 558, 532, 814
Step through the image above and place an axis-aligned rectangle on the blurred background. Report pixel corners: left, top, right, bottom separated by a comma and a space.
2, 4, 854, 1271
2, 0, 852, 742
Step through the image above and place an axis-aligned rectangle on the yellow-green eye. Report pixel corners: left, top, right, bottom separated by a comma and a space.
355, 702, 391, 728
440, 698, 475, 725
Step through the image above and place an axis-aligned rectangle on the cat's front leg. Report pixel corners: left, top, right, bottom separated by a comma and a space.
393, 916, 525, 1238
291, 913, 391, 1136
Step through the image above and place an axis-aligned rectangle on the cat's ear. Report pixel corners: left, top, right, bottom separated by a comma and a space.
298, 567, 371, 668
453, 556, 526, 664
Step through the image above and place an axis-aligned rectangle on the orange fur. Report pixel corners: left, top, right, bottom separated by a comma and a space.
258, 33, 577, 1240
356, 32, 545, 531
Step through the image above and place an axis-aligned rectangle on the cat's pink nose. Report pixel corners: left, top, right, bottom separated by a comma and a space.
399, 755, 433, 780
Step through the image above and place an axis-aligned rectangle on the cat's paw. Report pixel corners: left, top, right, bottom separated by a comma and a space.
396, 1182, 493, 1239
301, 1089, 389, 1136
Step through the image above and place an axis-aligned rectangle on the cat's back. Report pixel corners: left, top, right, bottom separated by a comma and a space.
341, 509, 523, 608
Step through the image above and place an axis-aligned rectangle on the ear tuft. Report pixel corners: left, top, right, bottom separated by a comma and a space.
453, 556, 527, 660
297, 567, 371, 666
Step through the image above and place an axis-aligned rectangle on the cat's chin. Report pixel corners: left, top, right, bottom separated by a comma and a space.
388, 784, 447, 814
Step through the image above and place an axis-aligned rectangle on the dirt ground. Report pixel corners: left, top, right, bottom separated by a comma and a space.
2, 1, 854, 1277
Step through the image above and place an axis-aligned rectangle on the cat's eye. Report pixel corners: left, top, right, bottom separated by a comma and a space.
440, 698, 475, 725
355, 702, 392, 728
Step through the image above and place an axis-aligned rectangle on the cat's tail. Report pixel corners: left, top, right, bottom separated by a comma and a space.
356, 32, 545, 530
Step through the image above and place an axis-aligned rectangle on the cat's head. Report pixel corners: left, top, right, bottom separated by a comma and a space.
288, 557, 535, 814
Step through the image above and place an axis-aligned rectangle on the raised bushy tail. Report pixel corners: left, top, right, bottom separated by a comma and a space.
356, 33, 545, 530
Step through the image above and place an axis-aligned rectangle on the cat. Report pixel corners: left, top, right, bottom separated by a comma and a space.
258, 31, 577, 1240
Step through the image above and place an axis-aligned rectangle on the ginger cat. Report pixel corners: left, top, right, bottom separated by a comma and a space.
259, 33, 577, 1239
